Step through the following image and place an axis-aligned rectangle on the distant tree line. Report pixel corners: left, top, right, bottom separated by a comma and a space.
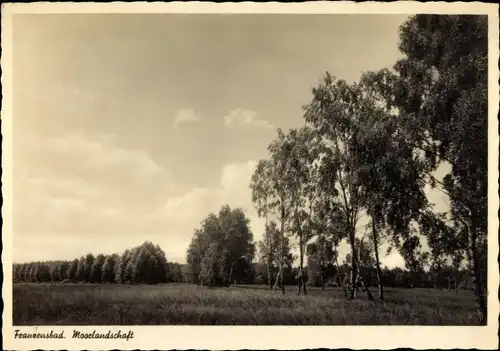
14, 239, 471, 291
13, 242, 179, 285
302, 261, 473, 291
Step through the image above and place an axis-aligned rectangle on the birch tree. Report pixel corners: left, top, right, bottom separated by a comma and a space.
303, 74, 374, 300
366, 15, 488, 322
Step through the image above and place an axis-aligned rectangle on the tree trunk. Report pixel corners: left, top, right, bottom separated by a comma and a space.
354, 271, 360, 299
349, 232, 358, 299
266, 213, 273, 290
471, 246, 487, 324
277, 205, 286, 295
301, 271, 307, 295
267, 258, 272, 290
356, 271, 375, 301
354, 252, 374, 301
297, 235, 307, 296
297, 239, 302, 295
334, 252, 348, 299
280, 266, 285, 295
273, 270, 280, 292
296, 272, 302, 295
267, 239, 273, 290
372, 220, 384, 300
228, 263, 234, 286
321, 275, 325, 291
279, 241, 285, 295
467, 220, 487, 324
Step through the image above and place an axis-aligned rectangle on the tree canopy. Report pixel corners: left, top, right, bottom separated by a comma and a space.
186, 205, 256, 287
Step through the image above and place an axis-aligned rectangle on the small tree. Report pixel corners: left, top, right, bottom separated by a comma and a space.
257, 220, 280, 289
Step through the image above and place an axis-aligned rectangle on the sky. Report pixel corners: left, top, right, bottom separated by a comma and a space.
12, 13, 450, 268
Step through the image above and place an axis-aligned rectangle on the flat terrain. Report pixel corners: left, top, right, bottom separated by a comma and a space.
13, 283, 481, 325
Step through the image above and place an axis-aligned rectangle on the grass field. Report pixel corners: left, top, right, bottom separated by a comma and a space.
13, 283, 482, 325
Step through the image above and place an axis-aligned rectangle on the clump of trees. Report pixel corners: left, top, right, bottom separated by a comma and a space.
114, 242, 169, 284
14, 241, 172, 285
248, 14, 487, 322
186, 205, 256, 287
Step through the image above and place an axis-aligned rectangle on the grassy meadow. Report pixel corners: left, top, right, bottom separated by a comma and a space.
13, 283, 482, 325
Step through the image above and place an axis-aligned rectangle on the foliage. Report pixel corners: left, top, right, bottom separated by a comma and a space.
250, 134, 299, 294
186, 205, 256, 287
379, 14, 488, 321
303, 72, 379, 299
14, 242, 170, 285
101, 254, 119, 283
90, 254, 105, 283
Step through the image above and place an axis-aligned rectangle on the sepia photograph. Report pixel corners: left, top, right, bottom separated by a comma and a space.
2, 1, 499, 350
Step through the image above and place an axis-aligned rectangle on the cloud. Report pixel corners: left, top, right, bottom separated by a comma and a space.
148, 160, 266, 262
173, 108, 201, 128
14, 134, 265, 264
224, 109, 274, 130
152, 161, 259, 224
43, 131, 164, 182
13, 130, 180, 261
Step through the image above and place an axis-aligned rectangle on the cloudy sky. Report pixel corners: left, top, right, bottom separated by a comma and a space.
12, 14, 449, 267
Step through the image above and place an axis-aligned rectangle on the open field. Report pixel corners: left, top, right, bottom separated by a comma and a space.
13, 283, 482, 325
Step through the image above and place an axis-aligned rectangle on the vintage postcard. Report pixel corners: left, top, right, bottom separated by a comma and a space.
2, 1, 499, 350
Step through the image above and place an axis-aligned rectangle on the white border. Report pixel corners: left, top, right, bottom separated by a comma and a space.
2, 2, 499, 350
